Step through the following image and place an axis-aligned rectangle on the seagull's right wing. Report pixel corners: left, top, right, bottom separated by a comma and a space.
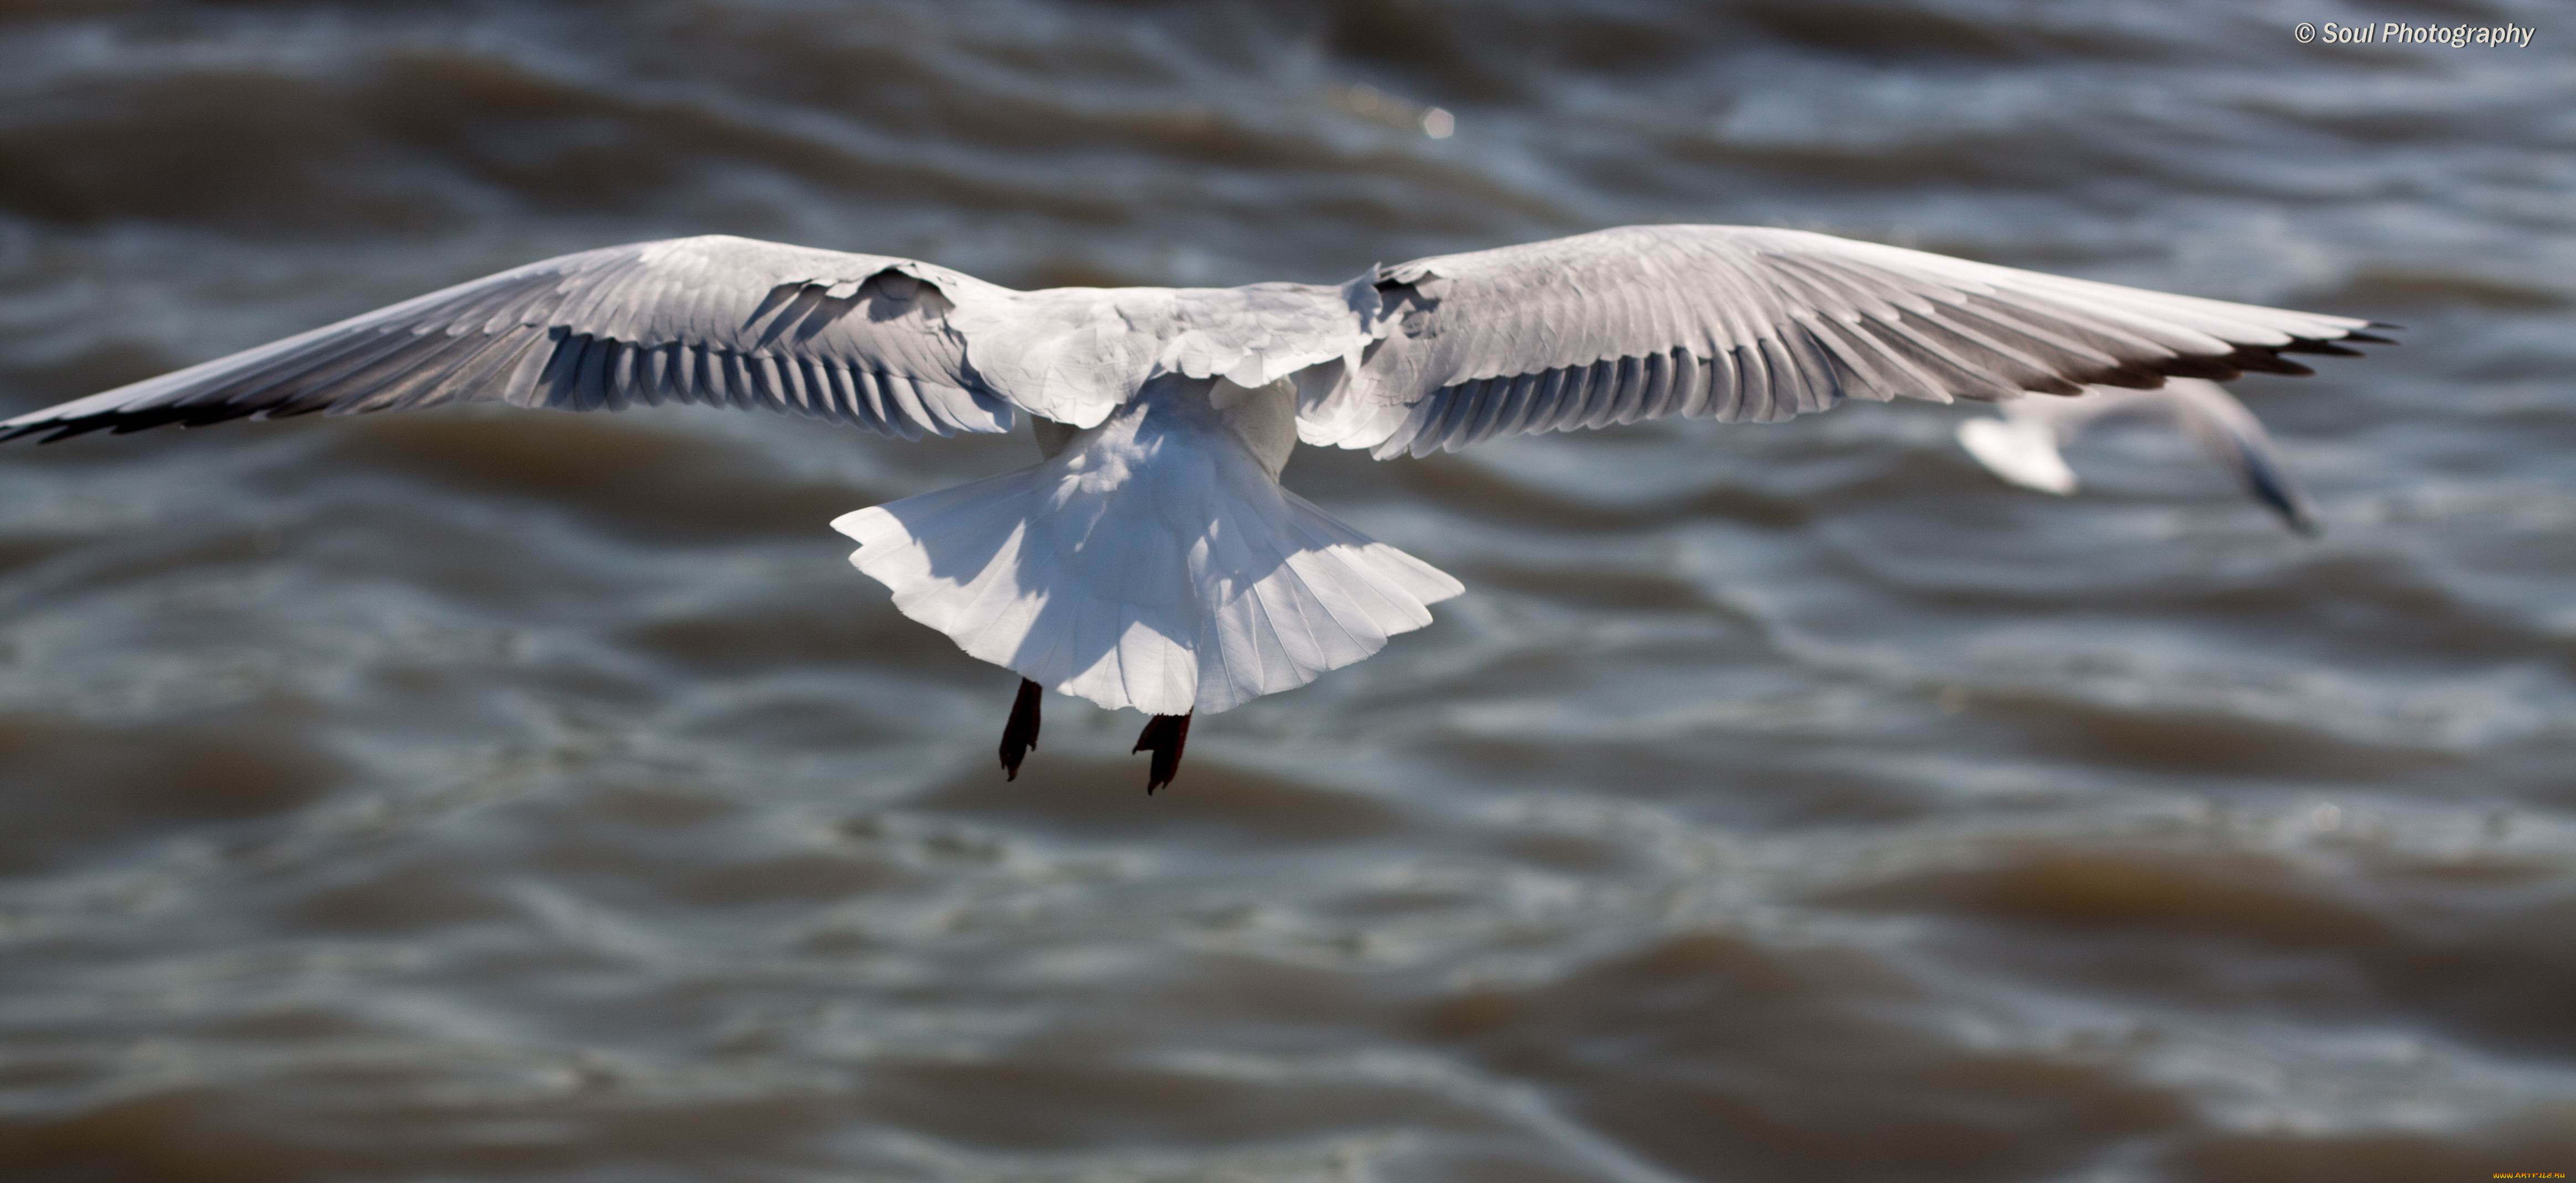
1296, 225, 2391, 458
2, 236, 1031, 444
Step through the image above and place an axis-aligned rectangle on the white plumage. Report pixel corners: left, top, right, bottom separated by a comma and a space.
834, 373, 1460, 716
0, 225, 2387, 783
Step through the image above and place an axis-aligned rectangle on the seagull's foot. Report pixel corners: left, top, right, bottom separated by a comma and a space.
999, 679, 1043, 781
1132, 712, 1193, 795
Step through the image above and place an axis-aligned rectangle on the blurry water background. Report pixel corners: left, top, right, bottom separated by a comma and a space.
0, 2, 2571, 1180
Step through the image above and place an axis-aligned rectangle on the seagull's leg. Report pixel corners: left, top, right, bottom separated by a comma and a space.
1132, 712, 1193, 794
998, 679, 1043, 781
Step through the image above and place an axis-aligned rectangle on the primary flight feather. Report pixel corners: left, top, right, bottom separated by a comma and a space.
1, 226, 2390, 790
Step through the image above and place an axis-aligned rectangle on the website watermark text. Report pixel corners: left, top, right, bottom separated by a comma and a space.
2295, 21, 2535, 47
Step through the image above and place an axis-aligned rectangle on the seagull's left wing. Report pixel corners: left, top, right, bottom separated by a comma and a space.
2, 236, 1388, 446
1295, 225, 2388, 458
0, 236, 1030, 444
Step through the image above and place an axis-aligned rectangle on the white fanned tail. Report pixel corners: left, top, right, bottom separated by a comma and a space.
831, 382, 1463, 716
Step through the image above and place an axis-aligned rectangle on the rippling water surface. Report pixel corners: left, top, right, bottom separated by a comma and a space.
1, 2, 2571, 1180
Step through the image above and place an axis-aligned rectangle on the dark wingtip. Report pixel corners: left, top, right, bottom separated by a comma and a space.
2149, 356, 2235, 383
2147, 322, 2399, 385
2230, 353, 2317, 377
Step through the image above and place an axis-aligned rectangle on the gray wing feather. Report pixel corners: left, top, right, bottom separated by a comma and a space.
1301, 225, 2387, 458
0, 236, 1020, 444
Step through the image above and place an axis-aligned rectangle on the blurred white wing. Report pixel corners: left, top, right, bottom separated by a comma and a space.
1297, 225, 2388, 458
1956, 414, 2080, 496
1958, 379, 2322, 534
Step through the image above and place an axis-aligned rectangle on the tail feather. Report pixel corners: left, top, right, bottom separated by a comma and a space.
834, 456, 1460, 716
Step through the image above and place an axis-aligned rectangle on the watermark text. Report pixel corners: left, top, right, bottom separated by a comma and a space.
2295, 21, 2535, 47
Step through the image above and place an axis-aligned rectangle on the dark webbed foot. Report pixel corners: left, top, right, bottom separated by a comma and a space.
1132, 713, 1192, 794
999, 679, 1043, 780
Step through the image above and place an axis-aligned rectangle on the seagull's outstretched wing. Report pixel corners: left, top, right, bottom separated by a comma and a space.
2, 233, 1385, 446
0, 236, 1037, 444
1295, 225, 2390, 458
1960, 380, 2322, 535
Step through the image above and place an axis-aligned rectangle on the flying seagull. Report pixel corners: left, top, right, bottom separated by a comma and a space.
1954, 378, 2323, 534
1, 227, 2391, 790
